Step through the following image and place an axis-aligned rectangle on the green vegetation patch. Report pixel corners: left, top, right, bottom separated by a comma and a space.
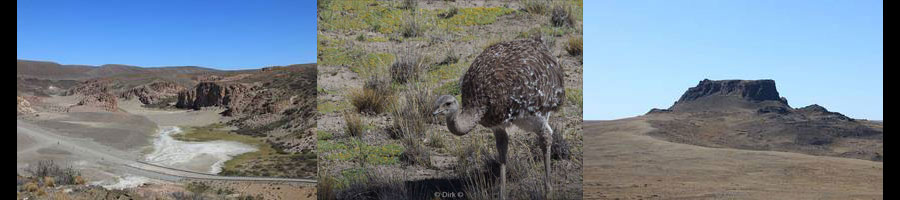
321, 138, 405, 166
175, 124, 313, 178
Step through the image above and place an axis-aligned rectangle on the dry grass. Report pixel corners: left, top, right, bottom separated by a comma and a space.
521, 0, 549, 15
399, 0, 417, 10
43, 177, 55, 188
348, 77, 393, 115
25, 160, 80, 186
551, 4, 576, 27
390, 47, 426, 84
438, 6, 459, 19
24, 181, 39, 192
343, 111, 368, 137
565, 37, 583, 56
400, 14, 423, 38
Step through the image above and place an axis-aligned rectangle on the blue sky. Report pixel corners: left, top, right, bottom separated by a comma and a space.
584, 0, 883, 120
17, 0, 316, 70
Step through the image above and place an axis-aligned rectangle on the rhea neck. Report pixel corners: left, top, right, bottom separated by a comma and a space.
446, 106, 481, 136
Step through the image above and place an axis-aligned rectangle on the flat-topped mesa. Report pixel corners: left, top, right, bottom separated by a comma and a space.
677, 79, 786, 103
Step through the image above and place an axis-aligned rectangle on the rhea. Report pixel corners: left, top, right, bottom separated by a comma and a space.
432, 38, 565, 200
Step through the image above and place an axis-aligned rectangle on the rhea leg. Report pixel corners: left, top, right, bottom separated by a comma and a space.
493, 128, 509, 200
541, 120, 553, 198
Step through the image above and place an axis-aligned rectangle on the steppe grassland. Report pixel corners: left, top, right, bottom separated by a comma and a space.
317, 0, 583, 199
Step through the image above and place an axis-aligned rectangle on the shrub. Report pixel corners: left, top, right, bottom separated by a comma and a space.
565, 37, 583, 56
400, 137, 432, 167
522, 0, 549, 15
318, 176, 337, 200
43, 177, 55, 188
25, 160, 80, 185
343, 111, 368, 137
399, 0, 417, 10
550, 5, 575, 27
390, 82, 437, 140
186, 181, 211, 195
390, 48, 425, 84
24, 181, 39, 192
438, 7, 459, 19
400, 15, 423, 38
349, 77, 393, 115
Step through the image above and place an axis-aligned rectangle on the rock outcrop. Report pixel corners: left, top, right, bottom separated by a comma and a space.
66, 79, 118, 112
17, 96, 36, 115
120, 81, 185, 105
676, 79, 788, 104
176, 82, 251, 115
645, 79, 883, 162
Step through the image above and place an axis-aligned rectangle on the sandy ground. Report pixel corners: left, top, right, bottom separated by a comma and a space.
583, 118, 883, 200
118, 99, 226, 127
18, 96, 318, 199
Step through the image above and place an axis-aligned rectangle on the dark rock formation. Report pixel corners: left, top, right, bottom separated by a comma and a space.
176, 82, 251, 115
76, 93, 119, 112
66, 79, 119, 112
796, 104, 854, 121
17, 96, 35, 115
676, 79, 787, 104
646, 79, 883, 162
120, 81, 186, 105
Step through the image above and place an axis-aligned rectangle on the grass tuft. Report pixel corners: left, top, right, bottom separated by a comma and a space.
566, 37, 583, 56
521, 0, 549, 15
551, 4, 576, 27
349, 76, 394, 115
391, 47, 426, 84
343, 111, 368, 137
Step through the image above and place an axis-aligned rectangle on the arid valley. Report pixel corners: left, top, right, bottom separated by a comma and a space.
583, 80, 883, 199
17, 60, 318, 199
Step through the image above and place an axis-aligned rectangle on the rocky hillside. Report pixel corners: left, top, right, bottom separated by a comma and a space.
646, 79, 883, 161
16, 96, 36, 115
120, 80, 186, 105
173, 64, 318, 153
65, 79, 119, 112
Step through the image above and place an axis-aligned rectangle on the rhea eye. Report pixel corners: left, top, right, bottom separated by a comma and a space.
444, 102, 451, 106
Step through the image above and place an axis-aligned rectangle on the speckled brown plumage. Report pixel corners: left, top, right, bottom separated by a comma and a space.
460, 38, 566, 127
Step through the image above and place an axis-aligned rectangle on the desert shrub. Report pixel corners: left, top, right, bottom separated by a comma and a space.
550, 5, 575, 27
24, 181, 39, 192
356, 34, 367, 42
43, 177, 55, 187
522, 0, 549, 15
186, 181, 211, 195
438, 7, 459, 19
399, 0, 417, 10
565, 37, 583, 56
171, 192, 206, 200
435, 49, 460, 66
26, 160, 79, 185
400, 137, 432, 167
343, 111, 368, 137
566, 88, 582, 108
73, 176, 86, 185
400, 15, 423, 38
391, 46, 426, 84
318, 176, 337, 200
349, 77, 393, 115
390, 82, 437, 141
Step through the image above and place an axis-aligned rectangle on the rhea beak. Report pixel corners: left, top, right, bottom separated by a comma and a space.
432, 110, 441, 116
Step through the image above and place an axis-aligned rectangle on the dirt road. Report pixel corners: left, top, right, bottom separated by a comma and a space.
17, 120, 316, 185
